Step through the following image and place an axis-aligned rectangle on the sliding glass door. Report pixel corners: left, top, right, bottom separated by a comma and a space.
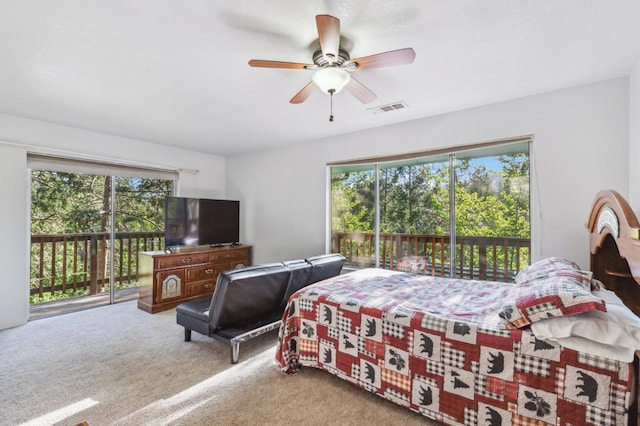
454, 144, 531, 280
329, 139, 530, 281
331, 165, 376, 267
377, 155, 451, 274
28, 156, 175, 316
112, 176, 172, 303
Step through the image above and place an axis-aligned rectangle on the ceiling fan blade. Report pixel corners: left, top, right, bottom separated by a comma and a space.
248, 59, 315, 70
346, 47, 416, 70
316, 15, 341, 63
290, 81, 317, 104
344, 77, 377, 104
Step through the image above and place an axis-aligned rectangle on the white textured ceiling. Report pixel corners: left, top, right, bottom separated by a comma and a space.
1, 1, 640, 157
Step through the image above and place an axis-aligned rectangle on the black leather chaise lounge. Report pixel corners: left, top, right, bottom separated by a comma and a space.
175, 253, 346, 363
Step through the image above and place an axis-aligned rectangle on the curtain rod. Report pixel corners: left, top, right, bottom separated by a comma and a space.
0, 138, 199, 175
327, 135, 533, 167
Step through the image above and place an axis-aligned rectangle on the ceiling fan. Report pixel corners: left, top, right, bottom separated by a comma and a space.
248, 14, 415, 116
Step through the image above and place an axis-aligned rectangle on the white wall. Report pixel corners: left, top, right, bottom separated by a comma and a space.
0, 145, 30, 329
227, 78, 630, 269
0, 113, 227, 330
630, 61, 640, 211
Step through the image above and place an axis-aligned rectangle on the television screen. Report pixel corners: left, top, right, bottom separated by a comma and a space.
164, 197, 240, 248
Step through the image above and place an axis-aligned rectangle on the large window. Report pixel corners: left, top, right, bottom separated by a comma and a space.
329, 138, 530, 281
28, 154, 176, 315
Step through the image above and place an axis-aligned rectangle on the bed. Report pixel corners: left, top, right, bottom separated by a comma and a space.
276, 189, 640, 426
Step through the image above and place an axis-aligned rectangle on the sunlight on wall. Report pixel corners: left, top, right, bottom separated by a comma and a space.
21, 398, 98, 426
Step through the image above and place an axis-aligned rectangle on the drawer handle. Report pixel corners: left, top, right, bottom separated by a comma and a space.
205, 268, 214, 275
181, 258, 191, 264
204, 283, 214, 289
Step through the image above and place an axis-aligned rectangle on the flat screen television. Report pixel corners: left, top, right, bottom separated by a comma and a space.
164, 196, 240, 248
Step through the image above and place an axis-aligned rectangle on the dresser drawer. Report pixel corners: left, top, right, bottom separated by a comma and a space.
210, 248, 249, 262
185, 262, 230, 283
185, 280, 216, 298
157, 253, 210, 269
154, 269, 185, 303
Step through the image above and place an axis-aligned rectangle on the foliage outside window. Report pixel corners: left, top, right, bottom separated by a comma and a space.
30, 171, 172, 303
330, 140, 530, 281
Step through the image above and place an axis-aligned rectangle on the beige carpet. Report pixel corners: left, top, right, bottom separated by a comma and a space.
0, 300, 435, 425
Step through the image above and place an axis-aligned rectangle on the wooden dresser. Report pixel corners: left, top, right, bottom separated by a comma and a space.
137, 245, 251, 313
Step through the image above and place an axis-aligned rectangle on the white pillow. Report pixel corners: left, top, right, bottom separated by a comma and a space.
541, 335, 635, 363
530, 288, 640, 351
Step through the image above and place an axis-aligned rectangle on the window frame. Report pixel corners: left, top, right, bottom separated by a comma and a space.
327, 136, 532, 279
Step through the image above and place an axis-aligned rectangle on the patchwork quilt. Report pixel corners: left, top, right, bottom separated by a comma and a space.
276, 269, 634, 425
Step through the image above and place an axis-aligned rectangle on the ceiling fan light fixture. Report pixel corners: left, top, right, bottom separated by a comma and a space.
313, 67, 350, 94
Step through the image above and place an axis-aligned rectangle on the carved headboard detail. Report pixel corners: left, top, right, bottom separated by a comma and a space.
587, 189, 640, 316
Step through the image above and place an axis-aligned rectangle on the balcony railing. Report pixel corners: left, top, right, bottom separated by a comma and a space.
30, 230, 530, 301
332, 232, 530, 282
30, 231, 164, 299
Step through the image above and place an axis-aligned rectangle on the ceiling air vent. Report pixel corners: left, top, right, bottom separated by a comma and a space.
368, 101, 408, 114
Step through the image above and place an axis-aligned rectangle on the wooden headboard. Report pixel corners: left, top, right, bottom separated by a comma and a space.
587, 189, 640, 316
588, 190, 640, 425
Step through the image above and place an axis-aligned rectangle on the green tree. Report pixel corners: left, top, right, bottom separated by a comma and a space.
454, 154, 529, 238
331, 170, 375, 232
115, 176, 171, 232
31, 171, 107, 234
379, 162, 449, 235
31, 171, 171, 234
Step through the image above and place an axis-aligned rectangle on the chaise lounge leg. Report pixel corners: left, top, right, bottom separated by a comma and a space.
231, 342, 240, 364
184, 328, 191, 342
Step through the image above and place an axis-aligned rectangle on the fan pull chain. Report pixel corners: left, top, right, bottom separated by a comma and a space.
329, 89, 335, 122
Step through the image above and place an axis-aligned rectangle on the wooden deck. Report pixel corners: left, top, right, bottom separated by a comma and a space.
29, 287, 139, 320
